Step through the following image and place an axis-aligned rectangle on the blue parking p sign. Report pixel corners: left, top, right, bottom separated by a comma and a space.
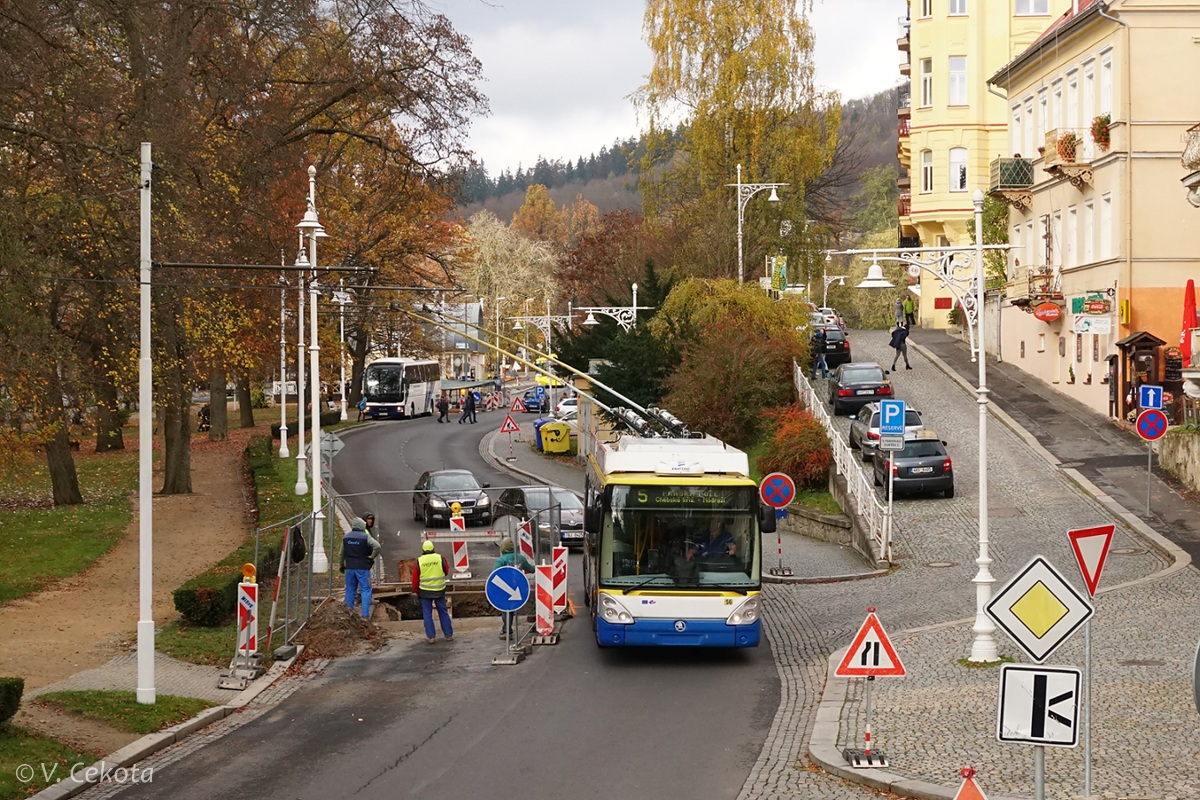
879, 399, 906, 436
1139, 384, 1163, 410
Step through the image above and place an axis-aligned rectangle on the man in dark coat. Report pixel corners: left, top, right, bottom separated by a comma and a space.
889, 323, 912, 370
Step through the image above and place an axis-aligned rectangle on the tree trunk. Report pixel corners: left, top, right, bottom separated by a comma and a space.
43, 365, 83, 506
160, 308, 192, 494
209, 368, 228, 442
237, 376, 254, 428
93, 375, 126, 453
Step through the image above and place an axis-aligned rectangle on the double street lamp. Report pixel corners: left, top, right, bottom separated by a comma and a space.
729, 163, 787, 285
575, 283, 653, 332
836, 189, 1010, 663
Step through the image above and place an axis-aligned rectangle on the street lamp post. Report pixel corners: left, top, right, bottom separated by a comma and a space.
576, 283, 654, 332
278, 268, 290, 458
494, 296, 506, 377
294, 238, 308, 496
842, 189, 1004, 662
822, 272, 847, 310
729, 163, 787, 285
336, 280, 350, 421
297, 165, 329, 574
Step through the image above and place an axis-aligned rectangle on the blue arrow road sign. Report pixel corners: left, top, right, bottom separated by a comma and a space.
879, 399, 906, 436
1139, 384, 1163, 410
485, 566, 530, 612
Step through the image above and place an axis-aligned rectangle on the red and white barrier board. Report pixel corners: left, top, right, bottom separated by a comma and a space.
535, 565, 555, 635
451, 540, 471, 579
552, 546, 568, 612
519, 520, 535, 562
237, 582, 258, 656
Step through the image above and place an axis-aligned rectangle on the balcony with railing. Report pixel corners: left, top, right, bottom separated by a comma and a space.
897, 15, 910, 52
897, 168, 911, 191
897, 192, 911, 219
1044, 128, 1098, 188
988, 157, 1033, 211
897, 85, 910, 117
900, 56, 910, 77
898, 117, 910, 138
1184, 123, 1200, 206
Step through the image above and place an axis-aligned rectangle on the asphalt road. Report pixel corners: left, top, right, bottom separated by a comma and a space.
108, 414, 780, 800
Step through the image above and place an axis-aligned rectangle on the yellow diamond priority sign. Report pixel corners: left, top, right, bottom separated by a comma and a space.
985, 556, 1094, 663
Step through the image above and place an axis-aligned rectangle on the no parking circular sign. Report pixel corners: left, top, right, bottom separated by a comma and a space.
760, 472, 796, 509
1135, 409, 1167, 441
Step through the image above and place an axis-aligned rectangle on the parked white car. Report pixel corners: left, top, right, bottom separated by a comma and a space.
556, 396, 578, 415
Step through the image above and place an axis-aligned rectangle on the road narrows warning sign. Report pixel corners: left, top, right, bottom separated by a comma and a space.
835, 611, 906, 677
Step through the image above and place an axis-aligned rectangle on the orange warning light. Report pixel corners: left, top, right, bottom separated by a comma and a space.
241, 562, 257, 582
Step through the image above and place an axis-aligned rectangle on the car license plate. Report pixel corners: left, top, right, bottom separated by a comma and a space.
856, 389, 875, 395
562, 531, 583, 539
911, 466, 934, 474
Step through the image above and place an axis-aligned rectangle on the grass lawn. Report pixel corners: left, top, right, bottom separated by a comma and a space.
155, 617, 280, 668
0, 725, 92, 800
0, 445, 138, 603
35, 691, 215, 736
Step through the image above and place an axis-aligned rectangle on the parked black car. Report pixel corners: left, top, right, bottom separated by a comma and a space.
811, 326, 852, 370
871, 430, 954, 498
493, 485, 585, 548
412, 469, 492, 527
828, 362, 893, 415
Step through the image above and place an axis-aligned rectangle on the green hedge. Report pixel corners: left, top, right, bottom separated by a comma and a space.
270, 411, 342, 440
172, 437, 284, 627
0, 677, 23, 727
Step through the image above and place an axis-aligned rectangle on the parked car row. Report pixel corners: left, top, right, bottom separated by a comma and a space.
412, 468, 585, 548
824, 356, 955, 500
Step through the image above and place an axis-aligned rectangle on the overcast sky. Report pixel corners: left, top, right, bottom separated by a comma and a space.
435, 0, 900, 175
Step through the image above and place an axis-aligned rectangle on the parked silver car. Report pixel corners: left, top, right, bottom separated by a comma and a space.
848, 402, 925, 461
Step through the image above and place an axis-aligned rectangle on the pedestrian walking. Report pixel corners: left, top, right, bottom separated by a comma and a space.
889, 323, 912, 370
493, 537, 533, 639
458, 392, 476, 424
357, 396, 367, 421
436, 393, 449, 423
811, 327, 829, 379
340, 517, 381, 619
412, 540, 454, 643
894, 295, 905, 327
903, 295, 916, 327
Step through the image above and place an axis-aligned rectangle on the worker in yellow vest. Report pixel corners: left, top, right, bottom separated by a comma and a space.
411, 540, 454, 644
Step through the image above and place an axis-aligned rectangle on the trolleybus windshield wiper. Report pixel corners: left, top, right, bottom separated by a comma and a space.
703, 583, 752, 595
621, 574, 672, 594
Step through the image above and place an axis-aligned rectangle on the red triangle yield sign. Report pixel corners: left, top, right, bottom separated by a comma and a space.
500, 415, 520, 434
1068, 524, 1115, 597
953, 774, 988, 800
835, 611, 906, 677
510, 397, 525, 413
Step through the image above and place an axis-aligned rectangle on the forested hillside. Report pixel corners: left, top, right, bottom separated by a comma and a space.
453, 86, 902, 224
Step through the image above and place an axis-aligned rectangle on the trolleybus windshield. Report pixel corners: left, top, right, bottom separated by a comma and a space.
600, 484, 759, 590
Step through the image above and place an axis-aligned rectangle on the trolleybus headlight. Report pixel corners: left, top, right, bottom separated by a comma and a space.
600, 594, 633, 624
727, 596, 760, 625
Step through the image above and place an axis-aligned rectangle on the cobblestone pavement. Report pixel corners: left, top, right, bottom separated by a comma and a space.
28, 652, 234, 705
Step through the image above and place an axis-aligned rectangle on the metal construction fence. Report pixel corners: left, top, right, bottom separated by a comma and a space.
792, 362, 888, 561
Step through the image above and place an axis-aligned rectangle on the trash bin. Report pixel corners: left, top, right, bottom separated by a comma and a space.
532, 417, 555, 452
540, 421, 571, 454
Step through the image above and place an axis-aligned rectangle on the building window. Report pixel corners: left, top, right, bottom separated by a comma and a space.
1083, 200, 1095, 263
1052, 211, 1062, 267
948, 56, 968, 105
949, 0, 967, 15
1016, 0, 1049, 14
1083, 62, 1095, 137
1037, 90, 1048, 149
1066, 205, 1077, 268
1066, 71, 1079, 130
1011, 104, 1022, 156
1093, 335, 1099, 363
1100, 52, 1114, 116
1100, 193, 1113, 260
1052, 80, 1063, 131
921, 149, 934, 193
1076, 334, 1084, 363
949, 147, 968, 191
1024, 98, 1035, 156
1038, 333, 1046, 353
920, 59, 933, 107
921, 0, 933, 17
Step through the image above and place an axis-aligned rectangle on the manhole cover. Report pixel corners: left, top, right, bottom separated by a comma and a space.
926, 561, 956, 568
1110, 547, 1144, 555
1116, 659, 1165, 667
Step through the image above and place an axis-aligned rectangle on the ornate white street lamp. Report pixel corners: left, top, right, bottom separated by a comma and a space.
729, 163, 787, 285
333, 281, 352, 421
278, 267, 290, 458
576, 283, 654, 332
293, 238, 308, 497
822, 272, 847, 310
840, 189, 1010, 663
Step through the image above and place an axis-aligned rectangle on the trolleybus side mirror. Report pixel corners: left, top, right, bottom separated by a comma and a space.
759, 503, 777, 534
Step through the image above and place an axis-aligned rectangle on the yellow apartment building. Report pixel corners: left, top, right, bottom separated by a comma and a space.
987, 0, 1200, 424
898, 0, 1071, 327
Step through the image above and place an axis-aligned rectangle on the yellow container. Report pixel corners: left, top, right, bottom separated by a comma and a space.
540, 421, 571, 453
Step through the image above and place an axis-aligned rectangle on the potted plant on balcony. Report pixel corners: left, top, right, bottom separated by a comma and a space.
1067, 365, 1075, 384
1091, 113, 1111, 151
1057, 132, 1079, 162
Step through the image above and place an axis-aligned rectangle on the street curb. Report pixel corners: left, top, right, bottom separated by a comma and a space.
28, 648, 303, 800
